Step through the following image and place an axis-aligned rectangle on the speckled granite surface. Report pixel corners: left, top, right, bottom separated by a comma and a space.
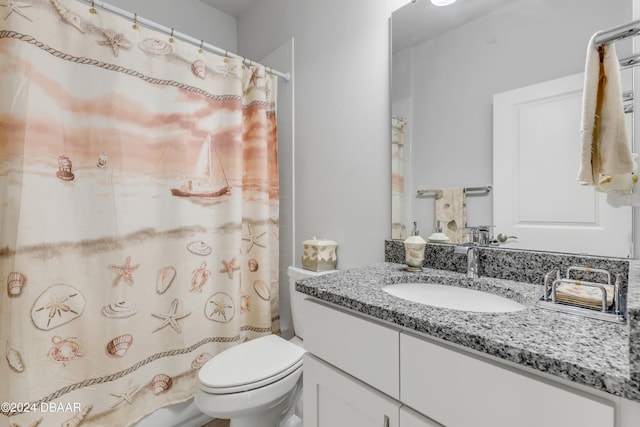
385, 240, 629, 288
629, 262, 640, 383
296, 262, 640, 402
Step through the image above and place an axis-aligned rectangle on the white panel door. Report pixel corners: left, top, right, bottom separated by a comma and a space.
493, 73, 632, 257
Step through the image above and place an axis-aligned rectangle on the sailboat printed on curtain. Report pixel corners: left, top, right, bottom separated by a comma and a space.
171, 134, 231, 198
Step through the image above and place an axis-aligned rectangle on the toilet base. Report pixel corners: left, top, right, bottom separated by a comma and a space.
229, 378, 302, 427
228, 398, 287, 427
196, 369, 303, 427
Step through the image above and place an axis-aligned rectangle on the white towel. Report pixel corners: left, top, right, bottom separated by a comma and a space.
578, 33, 634, 188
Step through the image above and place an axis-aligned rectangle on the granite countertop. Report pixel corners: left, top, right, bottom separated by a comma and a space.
296, 262, 640, 402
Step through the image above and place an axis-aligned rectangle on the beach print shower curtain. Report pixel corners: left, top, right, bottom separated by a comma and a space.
0, 0, 279, 425
391, 116, 406, 240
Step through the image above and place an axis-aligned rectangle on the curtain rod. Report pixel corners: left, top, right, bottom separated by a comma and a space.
594, 19, 640, 46
77, 0, 291, 82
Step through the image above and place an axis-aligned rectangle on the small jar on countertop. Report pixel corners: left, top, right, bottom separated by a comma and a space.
302, 237, 338, 272
404, 222, 426, 272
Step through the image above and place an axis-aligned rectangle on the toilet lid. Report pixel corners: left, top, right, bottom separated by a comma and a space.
199, 335, 306, 394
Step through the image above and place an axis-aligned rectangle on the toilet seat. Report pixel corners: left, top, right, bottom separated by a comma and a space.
199, 334, 306, 394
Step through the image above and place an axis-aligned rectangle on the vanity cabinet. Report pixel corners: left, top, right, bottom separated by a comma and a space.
303, 294, 400, 399
303, 299, 440, 427
304, 354, 401, 427
302, 298, 638, 427
400, 406, 442, 427
401, 333, 614, 427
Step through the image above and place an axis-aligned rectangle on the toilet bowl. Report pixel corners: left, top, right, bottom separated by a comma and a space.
195, 335, 305, 427
195, 266, 336, 427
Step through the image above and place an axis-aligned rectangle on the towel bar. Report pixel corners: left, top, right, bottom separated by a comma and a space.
595, 19, 640, 46
416, 186, 492, 196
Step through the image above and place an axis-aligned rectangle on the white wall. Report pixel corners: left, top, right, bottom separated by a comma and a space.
104, 0, 237, 52
393, 0, 631, 238
236, 0, 407, 269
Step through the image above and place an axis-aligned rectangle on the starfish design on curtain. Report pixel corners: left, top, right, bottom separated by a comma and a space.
220, 258, 240, 279
109, 256, 139, 287
110, 380, 140, 408
0, 0, 32, 21
249, 67, 261, 87
242, 223, 266, 253
152, 298, 191, 333
216, 64, 239, 79
97, 31, 131, 57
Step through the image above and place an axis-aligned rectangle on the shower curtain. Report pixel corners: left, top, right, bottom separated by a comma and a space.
0, 1, 279, 426
391, 116, 406, 240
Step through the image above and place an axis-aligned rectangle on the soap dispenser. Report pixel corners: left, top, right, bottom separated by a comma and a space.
404, 222, 426, 272
428, 220, 450, 243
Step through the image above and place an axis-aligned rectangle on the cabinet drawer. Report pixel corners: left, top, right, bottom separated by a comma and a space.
303, 298, 400, 399
400, 333, 614, 427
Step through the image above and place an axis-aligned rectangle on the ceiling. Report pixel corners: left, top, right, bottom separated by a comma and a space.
392, 0, 513, 53
199, 0, 260, 18
200, 0, 514, 52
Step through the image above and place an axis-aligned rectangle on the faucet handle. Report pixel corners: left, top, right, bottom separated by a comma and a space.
465, 225, 495, 245
463, 226, 479, 243
477, 225, 495, 246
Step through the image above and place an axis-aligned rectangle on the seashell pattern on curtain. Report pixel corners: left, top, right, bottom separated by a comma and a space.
0, 0, 279, 425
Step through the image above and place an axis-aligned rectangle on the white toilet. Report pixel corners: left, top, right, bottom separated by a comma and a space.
195, 266, 336, 427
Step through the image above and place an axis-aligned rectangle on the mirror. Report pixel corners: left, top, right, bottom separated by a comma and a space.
391, 0, 634, 257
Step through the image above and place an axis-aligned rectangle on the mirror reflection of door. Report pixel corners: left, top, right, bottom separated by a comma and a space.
493, 73, 633, 258
390, 0, 634, 257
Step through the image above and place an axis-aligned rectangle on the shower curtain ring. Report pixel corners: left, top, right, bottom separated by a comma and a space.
199, 40, 204, 54
169, 28, 175, 43
224, 50, 229, 63
90, 0, 97, 14
132, 13, 139, 30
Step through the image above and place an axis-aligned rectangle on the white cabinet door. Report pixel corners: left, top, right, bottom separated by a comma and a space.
304, 354, 401, 427
493, 73, 633, 257
400, 333, 614, 427
400, 406, 443, 427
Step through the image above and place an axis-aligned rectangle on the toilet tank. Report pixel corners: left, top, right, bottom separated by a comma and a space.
287, 266, 336, 339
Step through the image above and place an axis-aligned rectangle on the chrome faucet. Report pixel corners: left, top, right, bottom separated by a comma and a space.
454, 242, 479, 279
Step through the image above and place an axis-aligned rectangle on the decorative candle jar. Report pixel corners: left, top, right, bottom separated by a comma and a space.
403, 234, 426, 272
302, 237, 338, 272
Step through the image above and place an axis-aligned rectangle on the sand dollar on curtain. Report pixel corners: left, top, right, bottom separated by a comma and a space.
0, 0, 279, 425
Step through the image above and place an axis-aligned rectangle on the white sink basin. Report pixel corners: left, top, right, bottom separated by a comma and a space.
382, 282, 525, 313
